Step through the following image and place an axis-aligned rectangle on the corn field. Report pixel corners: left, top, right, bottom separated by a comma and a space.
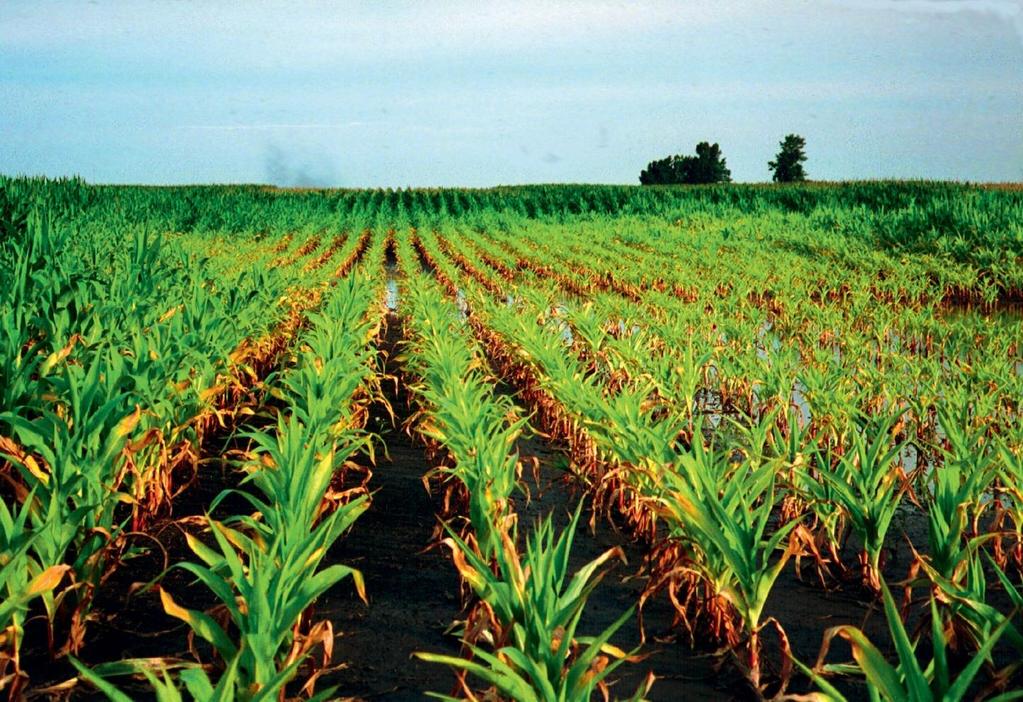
1, 176, 1023, 701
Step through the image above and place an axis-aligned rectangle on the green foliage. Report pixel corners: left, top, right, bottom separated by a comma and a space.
416, 508, 649, 702
769, 134, 808, 183
796, 581, 1022, 702
2, 176, 1023, 700
639, 142, 732, 185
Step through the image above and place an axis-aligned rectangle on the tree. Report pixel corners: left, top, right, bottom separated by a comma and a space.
688, 141, 732, 184
768, 134, 807, 182
639, 155, 684, 185
639, 142, 732, 185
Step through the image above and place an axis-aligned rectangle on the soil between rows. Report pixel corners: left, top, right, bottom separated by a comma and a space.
322, 317, 463, 699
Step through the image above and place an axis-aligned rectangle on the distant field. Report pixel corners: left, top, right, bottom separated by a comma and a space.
2, 178, 1022, 700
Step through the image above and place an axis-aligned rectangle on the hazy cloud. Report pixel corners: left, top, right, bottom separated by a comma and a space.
182, 122, 369, 132
829, 0, 1023, 41
263, 144, 336, 187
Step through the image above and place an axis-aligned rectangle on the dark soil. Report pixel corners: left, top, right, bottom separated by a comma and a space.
321, 318, 463, 699
510, 432, 731, 701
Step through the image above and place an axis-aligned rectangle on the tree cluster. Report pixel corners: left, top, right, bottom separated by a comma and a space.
640, 134, 809, 185
639, 141, 731, 185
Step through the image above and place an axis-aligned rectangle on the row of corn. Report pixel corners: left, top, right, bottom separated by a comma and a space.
393, 231, 654, 701
73, 233, 389, 699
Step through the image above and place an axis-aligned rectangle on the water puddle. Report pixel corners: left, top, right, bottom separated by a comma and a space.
386, 278, 398, 311
385, 259, 399, 311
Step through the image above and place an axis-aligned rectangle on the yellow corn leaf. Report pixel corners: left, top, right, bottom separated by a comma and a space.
158, 305, 182, 324
127, 428, 160, 452
26, 565, 70, 597
303, 547, 326, 569
447, 539, 486, 592
198, 385, 225, 403
40, 335, 80, 375
159, 587, 192, 624
114, 407, 142, 440
23, 455, 50, 485
597, 643, 630, 659
351, 569, 367, 604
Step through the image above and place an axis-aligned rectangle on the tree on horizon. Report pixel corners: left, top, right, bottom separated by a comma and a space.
640, 142, 731, 185
768, 134, 808, 182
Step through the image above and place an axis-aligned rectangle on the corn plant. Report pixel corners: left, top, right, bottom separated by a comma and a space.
160, 274, 380, 697
401, 276, 527, 556
914, 401, 995, 587
416, 507, 652, 702
0, 350, 138, 655
995, 438, 1023, 570
70, 654, 324, 702
660, 416, 801, 690
0, 492, 69, 697
162, 407, 370, 697
816, 411, 909, 592
918, 548, 1023, 661
159, 500, 366, 698
794, 581, 1021, 702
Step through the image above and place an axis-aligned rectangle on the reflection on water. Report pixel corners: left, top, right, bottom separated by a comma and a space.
386, 279, 398, 311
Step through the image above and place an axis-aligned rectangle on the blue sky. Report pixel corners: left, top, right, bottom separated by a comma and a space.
2, 1, 1021, 186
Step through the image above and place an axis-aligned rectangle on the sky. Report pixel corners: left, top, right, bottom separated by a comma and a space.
1, 1, 1021, 186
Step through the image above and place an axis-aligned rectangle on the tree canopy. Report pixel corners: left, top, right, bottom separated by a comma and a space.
639, 142, 732, 185
768, 134, 808, 182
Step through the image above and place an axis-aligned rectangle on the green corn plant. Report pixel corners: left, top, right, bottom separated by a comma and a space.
0, 350, 137, 655
160, 272, 378, 697
414, 372, 527, 556
0, 492, 69, 696
70, 653, 330, 702
280, 325, 376, 438
995, 438, 1023, 569
585, 383, 686, 519
794, 581, 1021, 702
771, 408, 850, 584
645, 334, 711, 439
660, 415, 801, 691
915, 401, 995, 587
919, 548, 1023, 661
793, 438, 857, 583
416, 506, 652, 702
233, 414, 371, 563
165, 439, 369, 693
160, 496, 367, 699
0, 310, 47, 416
402, 277, 528, 555
816, 411, 908, 592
